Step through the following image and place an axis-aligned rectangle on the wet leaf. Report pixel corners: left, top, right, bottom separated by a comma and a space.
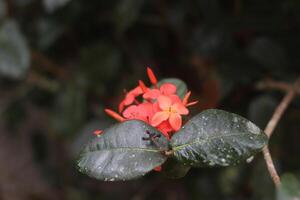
77, 120, 169, 181
171, 109, 268, 167
161, 158, 191, 179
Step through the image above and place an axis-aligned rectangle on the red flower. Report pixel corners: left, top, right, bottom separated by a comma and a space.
103, 67, 197, 140
143, 83, 177, 99
151, 95, 189, 131
122, 102, 154, 123
119, 86, 143, 112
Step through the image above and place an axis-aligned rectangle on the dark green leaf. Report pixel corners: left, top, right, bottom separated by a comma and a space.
51, 84, 86, 136
0, 20, 30, 79
113, 0, 144, 34
277, 173, 300, 200
161, 158, 191, 179
43, 0, 72, 13
171, 109, 268, 167
0, 0, 6, 20
157, 78, 187, 99
77, 120, 169, 181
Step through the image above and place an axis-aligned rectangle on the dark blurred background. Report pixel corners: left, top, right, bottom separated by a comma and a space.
1, 0, 300, 199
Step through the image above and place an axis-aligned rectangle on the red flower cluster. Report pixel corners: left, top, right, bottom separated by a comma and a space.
97, 67, 197, 139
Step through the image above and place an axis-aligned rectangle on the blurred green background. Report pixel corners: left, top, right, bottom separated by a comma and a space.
1, 0, 300, 199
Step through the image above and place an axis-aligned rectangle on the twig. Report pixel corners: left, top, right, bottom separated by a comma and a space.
261, 77, 300, 188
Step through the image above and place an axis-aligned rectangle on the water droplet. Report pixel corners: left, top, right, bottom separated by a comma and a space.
246, 121, 260, 134
233, 117, 238, 123
246, 156, 254, 163
120, 167, 125, 172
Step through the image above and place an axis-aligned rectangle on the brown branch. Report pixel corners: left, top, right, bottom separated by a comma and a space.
260, 77, 300, 188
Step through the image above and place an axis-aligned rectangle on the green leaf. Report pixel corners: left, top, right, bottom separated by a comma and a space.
157, 78, 188, 99
171, 109, 268, 167
161, 158, 191, 179
77, 120, 169, 181
277, 173, 300, 200
0, 20, 30, 79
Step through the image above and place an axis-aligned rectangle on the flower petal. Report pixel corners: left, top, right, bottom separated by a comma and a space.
118, 100, 125, 112
182, 91, 191, 106
151, 111, 169, 126
104, 109, 125, 122
131, 86, 143, 96
138, 103, 154, 118
160, 83, 176, 95
147, 67, 158, 87
143, 89, 161, 99
169, 94, 181, 104
122, 105, 138, 118
157, 95, 172, 110
156, 120, 173, 139
123, 94, 134, 105
169, 113, 182, 131
172, 103, 189, 115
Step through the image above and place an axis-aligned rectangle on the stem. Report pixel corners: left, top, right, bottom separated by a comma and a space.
261, 78, 299, 188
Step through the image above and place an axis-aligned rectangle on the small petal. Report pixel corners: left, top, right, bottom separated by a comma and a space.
143, 89, 161, 99
186, 100, 198, 107
183, 91, 191, 106
118, 100, 125, 112
169, 94, 181, 104
123, 94, 135, 105
160, 83, 176, 95
131, 86, 143, 96
105, 109, 125, 122
147, 67, 158, 87
122, 105, 138, 118
151, 111, 169, 126
172, 103, 189, 115
169, 113, 182, 131
138, 103, 154, 118
157, 95, 172, 110
156, 120, 173, 139
138, 80, 148, 93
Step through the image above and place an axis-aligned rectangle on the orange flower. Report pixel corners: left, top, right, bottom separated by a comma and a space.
151, 95, 189, 131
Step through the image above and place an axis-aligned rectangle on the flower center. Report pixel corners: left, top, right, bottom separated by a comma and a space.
167, 107, 176, 113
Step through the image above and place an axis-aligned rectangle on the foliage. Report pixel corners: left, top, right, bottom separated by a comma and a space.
1, 0, 300, 199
